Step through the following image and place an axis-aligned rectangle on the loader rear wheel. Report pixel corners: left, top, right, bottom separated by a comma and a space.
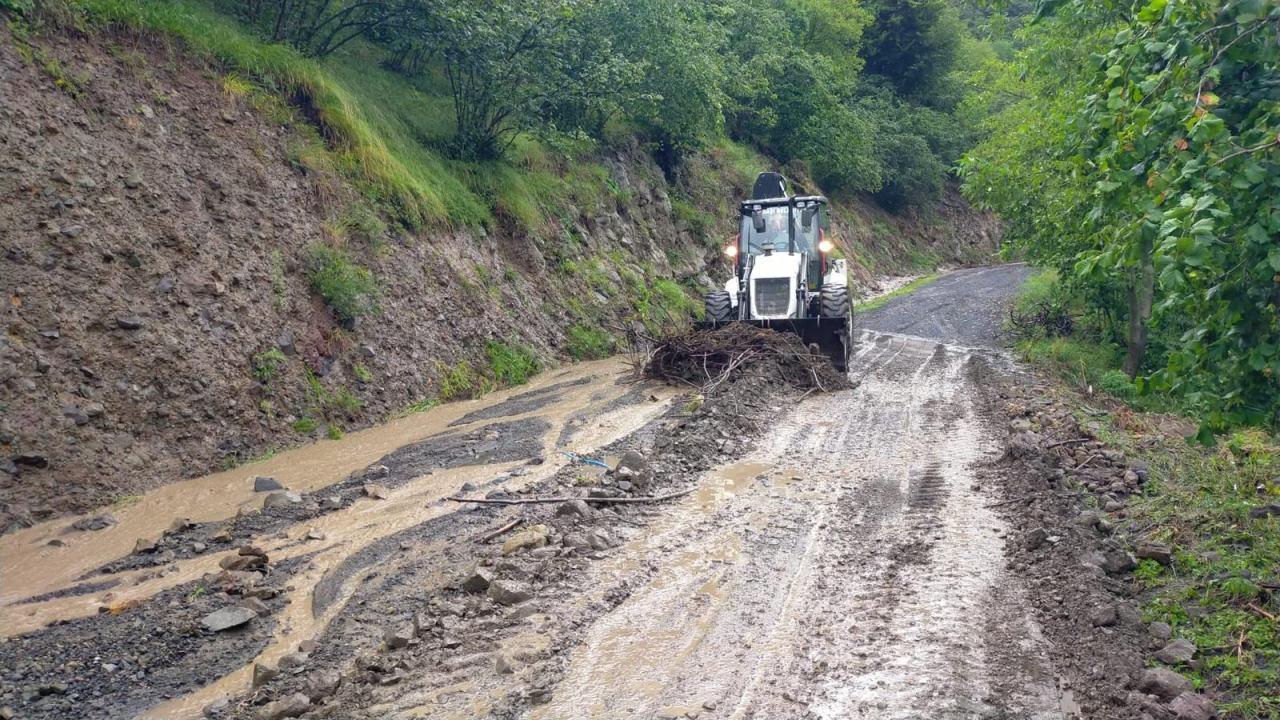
704, 291, 733, 322
819, 284, 850, 319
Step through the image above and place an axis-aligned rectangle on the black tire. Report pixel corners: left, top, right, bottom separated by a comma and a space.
829, 330, 850, 374
819, 284, 850, 319
704, 291, 733, 322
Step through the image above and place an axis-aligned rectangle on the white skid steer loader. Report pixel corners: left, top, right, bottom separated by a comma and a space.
698, 172, 852, 372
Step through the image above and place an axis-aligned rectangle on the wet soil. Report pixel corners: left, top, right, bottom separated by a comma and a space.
0, 264, 1171, 720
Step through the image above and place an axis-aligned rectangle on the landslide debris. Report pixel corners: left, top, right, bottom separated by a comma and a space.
642, 324, 851, 394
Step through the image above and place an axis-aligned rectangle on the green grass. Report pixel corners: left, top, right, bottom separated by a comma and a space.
485, 341, 540, 387
291, 417, 317, 433
855, 273, 942, 311
251, 347, 286, 382
566, 324, 615, 360
1107, 425, 1280, 718
306, 244, 378, 322
1011, 270, 1190, 417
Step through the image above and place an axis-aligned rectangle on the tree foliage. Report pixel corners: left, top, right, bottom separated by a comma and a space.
963, 0, 1280, 431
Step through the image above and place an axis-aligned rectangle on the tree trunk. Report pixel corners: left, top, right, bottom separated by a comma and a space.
1123, 235, 1155, 379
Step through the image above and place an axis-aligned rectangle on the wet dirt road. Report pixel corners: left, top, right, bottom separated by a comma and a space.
1, 265, 1071, 720
523, 333, 1063, 719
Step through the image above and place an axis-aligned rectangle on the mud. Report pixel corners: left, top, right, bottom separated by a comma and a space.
0, 264, 1179, 720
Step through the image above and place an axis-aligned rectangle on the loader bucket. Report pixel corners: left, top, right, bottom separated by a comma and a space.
693, 318, 850, 373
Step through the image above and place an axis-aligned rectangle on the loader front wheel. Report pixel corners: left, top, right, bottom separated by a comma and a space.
704, 291, 734, 322
819, 284, 850, 319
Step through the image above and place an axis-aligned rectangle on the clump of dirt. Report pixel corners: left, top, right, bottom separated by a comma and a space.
642, 324, 850, 395
973, 361, 1215, 720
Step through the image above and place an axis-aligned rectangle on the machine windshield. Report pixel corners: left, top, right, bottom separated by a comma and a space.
740, 207, 812, 255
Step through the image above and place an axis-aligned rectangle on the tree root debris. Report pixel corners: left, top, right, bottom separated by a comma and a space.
638, 324, 850, 395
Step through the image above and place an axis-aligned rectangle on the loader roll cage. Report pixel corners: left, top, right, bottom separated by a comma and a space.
735, 195, 828, 273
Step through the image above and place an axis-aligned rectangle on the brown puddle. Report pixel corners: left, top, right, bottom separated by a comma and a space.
0, 359, 683, 720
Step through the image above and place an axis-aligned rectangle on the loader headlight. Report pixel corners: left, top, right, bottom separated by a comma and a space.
723, 244, 739, 258
817, 239, 834, 254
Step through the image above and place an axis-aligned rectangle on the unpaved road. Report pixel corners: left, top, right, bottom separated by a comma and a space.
2, 264, 1115, 720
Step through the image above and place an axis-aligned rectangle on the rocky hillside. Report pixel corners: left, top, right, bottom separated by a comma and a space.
0, 23, 1000, 532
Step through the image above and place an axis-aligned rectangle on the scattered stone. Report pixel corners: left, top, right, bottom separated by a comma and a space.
1150, 622, 1174, 641
384, 625, 414, 649
299, 639, 319, 653
1138, 667, 1193, 701
13, 452, 48, 468
463, 566, 495, 594
202, 697, 229, 718
255, 693, 310, 720
116, 315, 144, 330
502, 524, 549, 555
134, 537, 158, 554
587, 528, 617, 551
1101, 550, 1137, 575
305, 528, 326, 541
302, 669, 342, 701
1089, 605, 1118, 627
263, 491, 302, 509
363, 483, 390, 500
277, 651, 309, 672
252, 662, 279, 687
1024, 527, 1048, 550
253, 476, 284, 492
1154, 638, 1197, 665
201, 606, 257, 632
238, 597, 270, 617
1136, 541, 1174, 566
487, 579, 534, 605
1247, 504, 1280, 519
319, 496, 342, 511
71, 514, 116, 531
1168, 692, 1217, 720
614, 450, 654, 491
555, 499, 594, 520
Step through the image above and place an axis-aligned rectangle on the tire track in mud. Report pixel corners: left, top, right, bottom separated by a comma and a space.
525, 331, 1066, 720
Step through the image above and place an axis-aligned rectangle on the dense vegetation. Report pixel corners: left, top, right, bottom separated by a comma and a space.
7, 0, 999, 228
222, 0, 987, 206
962, 0, 1280, 434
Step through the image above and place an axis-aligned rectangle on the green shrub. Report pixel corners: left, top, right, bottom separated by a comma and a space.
566, 324, 614, 360
1099, 370, 1136, 400
292, 417, 317, 433
326, 423, 343, 440
306, 245, 378, 322
252, 348, 287, 381
352, 363, 373, 383
485, 341, 541, 387
437, 360, 492, 401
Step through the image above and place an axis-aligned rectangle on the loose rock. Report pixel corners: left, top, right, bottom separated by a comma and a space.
201, 606, 257, 632
1153, 638, 1196, 665
1138, 667, 1193, 701
487, 579, 534, 605
253, 476, 284, 492
502, 524, 549, 555
255, 693, 310, 720
1167, 692, 1216, 720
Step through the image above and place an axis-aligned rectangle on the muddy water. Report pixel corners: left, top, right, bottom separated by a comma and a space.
1, 358, 680, 719
526, 331, 1068, 720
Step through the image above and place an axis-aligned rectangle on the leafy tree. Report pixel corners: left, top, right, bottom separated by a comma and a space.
859, 0, 964, 102
432, 0, 578, 160
238, 0, 421, 58
964, 0, 1280, 431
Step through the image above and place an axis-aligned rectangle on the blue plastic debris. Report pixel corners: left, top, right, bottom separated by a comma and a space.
562, 451, 609, 469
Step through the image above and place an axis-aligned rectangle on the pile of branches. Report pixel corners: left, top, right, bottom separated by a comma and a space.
1009, 300, 1074, 338
640, 324, 851, 395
